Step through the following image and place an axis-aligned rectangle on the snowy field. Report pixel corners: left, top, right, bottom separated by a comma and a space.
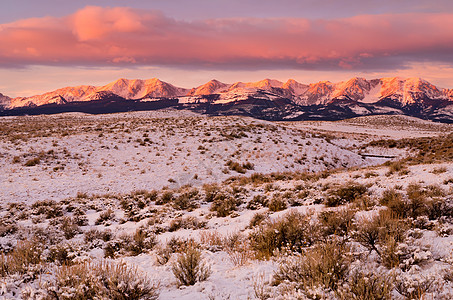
0, 110, 452, 299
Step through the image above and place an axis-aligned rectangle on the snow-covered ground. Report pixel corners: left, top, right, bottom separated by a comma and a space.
0, 110, 387, 203
0, 110, 452, 299
284, 115, 452, 139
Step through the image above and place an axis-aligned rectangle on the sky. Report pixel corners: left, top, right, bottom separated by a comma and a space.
1, 0, 453, 97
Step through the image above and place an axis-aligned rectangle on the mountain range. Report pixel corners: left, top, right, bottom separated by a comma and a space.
1, 77, 453, 122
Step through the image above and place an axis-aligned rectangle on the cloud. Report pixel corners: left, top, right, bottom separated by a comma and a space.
72, 6, 146, 41
0, 6, 453, 71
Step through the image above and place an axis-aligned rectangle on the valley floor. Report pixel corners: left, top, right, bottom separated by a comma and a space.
0, 110, 452, 299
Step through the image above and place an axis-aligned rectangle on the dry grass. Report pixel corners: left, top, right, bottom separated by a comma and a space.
0, 239, 43, 277
47, 260, 159, 299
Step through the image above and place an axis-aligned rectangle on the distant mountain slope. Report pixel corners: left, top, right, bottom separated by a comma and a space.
6, 78, 188, 109
0, 93, 11, 109
1, 77, 452, 122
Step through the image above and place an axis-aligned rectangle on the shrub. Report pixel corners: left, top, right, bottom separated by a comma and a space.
380, 185, 429, 219
46, 243, 76, 265
210, 193, 241, 217
120, 198, 142, 220
60, 217, 80, 239
47, 261, 159, 300
380, 188, 403, 206
253, 272, 273, 300
84, 229, 112, 244
155, 245, 173, 266
247, 195, 268, 210
0, 239, 42, 277
103, 241, 122, 258
224, 234, 253, 266
199, 231, 224, 252
76, 192, 89, 199
95, 208, 115, 225
169, 216, 207, 232
156, 191, 174, 205
173, 188, 199, 211
122, 228, 157, 256
0, 222, 17, 237
444, 178, 453, 185
12, 155, 21, 164
31, 200, 63, 219
242, 161, 255, 170
319, 208, 356, 237
386, 160, 408, 176
426, 197, 453, 220
383, 194, 408, 218
249, 212, 268, 227
172, 246, 211, 286
394, 273, 434, 300
267, 194, 288, 212
225, 160, 246, 173
203, 183, 221, 202
354, 210, 409, 268
339, 269, 393, 300
273, 239, 351, 292
132, 189, 158, 203
425, 184, 445, 197
165, 237, 196, 254
431, 166, 447, 174
326, 182, 367, 207
249, 210, 320, 258
24, 157, 40, 167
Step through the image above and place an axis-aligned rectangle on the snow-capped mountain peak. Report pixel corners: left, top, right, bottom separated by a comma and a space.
187, 79, 229, 96
379, 77, 445, 105
0, 92, 11, 108
3, 76, 452, 110
97, 78, 188, 99
331, 77, 377, 101
282, 79, 309, 95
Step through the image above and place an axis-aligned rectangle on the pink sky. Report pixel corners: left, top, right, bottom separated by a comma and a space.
1, 4, 453, 97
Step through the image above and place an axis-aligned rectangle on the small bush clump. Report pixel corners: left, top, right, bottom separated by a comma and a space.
267, 194, 288, 212
31, 200, 63, 219
338, 269, 393, 300
203, 183, 221, 202
319, 208, 356, 237
249, 210, 320, 258
0, 239, 43, 277
121, 228, 157, 256
172, 245, 211, 286
169, 216, 207, 232
60, 217, 80, 239
95, 208, 115, 225
47, 261, 159, 300
326, 182, 368, 207
225, 160, 254, 174
156, 191, 174, 205
172, 188, 200, 211
24, 157, 40, 167
354, 210, 409, 269
273, 239, 351, 292
247, 195, 268, 210
210, 193, 241, 217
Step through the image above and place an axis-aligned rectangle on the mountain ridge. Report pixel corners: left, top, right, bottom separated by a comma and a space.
3, 76, 453, 109
1, 76, 453, 123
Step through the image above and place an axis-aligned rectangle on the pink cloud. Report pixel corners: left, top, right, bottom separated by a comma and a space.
72, 6, 146, 41
0, 6, 453, 70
